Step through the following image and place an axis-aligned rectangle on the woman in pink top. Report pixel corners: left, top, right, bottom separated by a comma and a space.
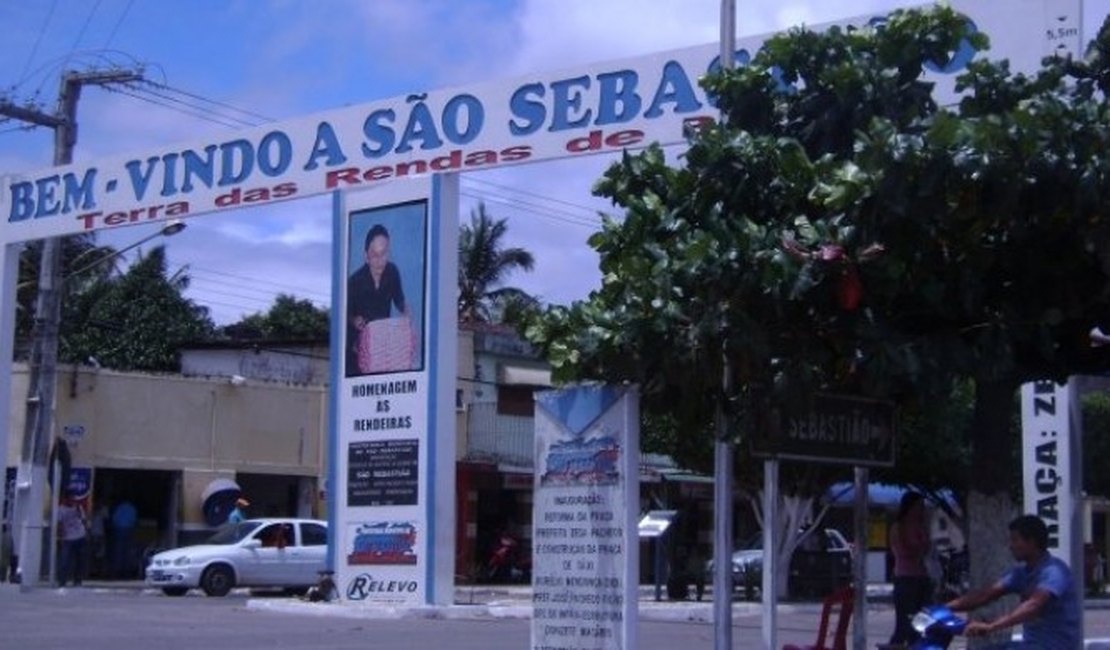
888, 491, 932, 644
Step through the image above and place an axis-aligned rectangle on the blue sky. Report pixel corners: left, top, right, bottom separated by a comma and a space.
2, 0, 1108, 324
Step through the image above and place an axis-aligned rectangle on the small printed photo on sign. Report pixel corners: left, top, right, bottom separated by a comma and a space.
345, 200, 427, 378
540, 430, 621, 487
537, 387, 624, 487
347, 521, 418, 565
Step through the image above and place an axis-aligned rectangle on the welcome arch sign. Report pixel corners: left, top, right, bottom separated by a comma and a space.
0, 0, 1082, 606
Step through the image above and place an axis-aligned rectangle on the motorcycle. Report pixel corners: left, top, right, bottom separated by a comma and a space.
909, 606, 968, 650
484, 533, 531, 583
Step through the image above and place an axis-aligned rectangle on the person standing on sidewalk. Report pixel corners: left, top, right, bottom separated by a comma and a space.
110, 500, 137, 578
888, 491, 932, 644
227, 498, 249, 524
57, 498, 89, 587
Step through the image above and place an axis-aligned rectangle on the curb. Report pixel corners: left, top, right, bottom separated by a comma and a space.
243, 598, 829, 622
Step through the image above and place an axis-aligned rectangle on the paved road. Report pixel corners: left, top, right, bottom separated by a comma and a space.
4, 585, 1110, 649
0, 584, 892, 650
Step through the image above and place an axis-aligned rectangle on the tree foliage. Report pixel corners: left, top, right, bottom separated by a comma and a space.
221, 294, 329, 341
60, 245, 214, 371
458, 203, 536, 324
523, 8, 1110, 616
525, 7, 1110, 473
16, 236, 119, 353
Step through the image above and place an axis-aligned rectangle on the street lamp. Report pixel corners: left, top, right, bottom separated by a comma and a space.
66, 219, 188, 280
13, 218, 187, 589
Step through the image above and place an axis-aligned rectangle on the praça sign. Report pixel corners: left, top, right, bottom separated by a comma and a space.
0, 0, 1082, 245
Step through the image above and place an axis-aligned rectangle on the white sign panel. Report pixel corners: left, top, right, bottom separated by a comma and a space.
0, 0, 1081, 244
532, 385, 639, 650
1020, 379, 1083, 572
329, 176, 457, 606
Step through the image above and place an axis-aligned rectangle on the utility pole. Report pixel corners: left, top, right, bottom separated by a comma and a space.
2, 68, 142, 589
713, 3, 736, 650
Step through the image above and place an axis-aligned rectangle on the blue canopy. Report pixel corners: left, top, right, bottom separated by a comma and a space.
825, 482, 959, 510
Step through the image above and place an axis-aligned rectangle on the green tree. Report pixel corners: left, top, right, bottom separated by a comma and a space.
61, 245, 214, 371
16, 236, 120, 354
221, 294, 329, 341
458, 203, 536, 324
524, 8, 1110, 626
1082, 393, 1110, 499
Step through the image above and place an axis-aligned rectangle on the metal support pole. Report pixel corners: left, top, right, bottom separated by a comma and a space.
852, 467, 869, 650
654, 538, 663, 602
762, 459, 779, 650
0, 243, 18, 579
713, 3, 736, 649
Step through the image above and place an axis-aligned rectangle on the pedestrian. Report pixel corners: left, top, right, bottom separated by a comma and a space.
228, 497, 249, 524
110, 499, 137, 579
888, 491, 932, 645
57, 498, 88, 587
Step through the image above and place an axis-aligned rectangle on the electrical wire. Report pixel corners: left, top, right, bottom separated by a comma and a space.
185, 284, 296, 308
104, 85, 244, 129
187, 274, 316, 301
185, 265, 331, 301
18, 0, 58, 85
462, 186, 600, 225
66, 0, 106, 65
464, 176, 603, 216
123, 83, 260, 127
103, 0, 135, 49
459, 190, 599, 230
140, 80, 274, 123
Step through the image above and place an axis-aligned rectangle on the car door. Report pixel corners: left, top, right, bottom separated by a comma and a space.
296, 522, 328, 585
240, 522, 298, 586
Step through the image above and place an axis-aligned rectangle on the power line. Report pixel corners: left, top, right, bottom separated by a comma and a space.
141, 80, 274, 123
103, 0, 135, 48
185, 265, 331, 300
124, 82, 260, 127
185, 284, 296, 308
464, 176, 602, 216
476, 188, 604, 226
104, 84, 244, 129
18, 0, 58, 85
459, 190, 599, 230
187, 278, 329, 309
66, 0, 106, 64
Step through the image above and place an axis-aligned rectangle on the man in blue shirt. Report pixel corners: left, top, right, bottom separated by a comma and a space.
947, 515, 1081, 649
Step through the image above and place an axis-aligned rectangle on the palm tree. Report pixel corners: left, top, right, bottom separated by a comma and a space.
458, 203, 536, 324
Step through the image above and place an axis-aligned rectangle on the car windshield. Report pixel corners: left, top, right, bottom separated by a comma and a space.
205, 521, 262, 545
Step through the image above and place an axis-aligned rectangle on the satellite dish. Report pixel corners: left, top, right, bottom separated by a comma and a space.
201, 478, 241, 527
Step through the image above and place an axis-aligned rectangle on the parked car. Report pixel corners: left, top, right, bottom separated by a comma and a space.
145, 518, 328, 597
705, 528, 852, 599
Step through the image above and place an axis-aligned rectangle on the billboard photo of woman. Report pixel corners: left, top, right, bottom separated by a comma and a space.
345, 201, 426, 377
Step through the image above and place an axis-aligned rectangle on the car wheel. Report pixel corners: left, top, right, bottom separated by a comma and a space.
200, 564, 235, 597
161, 587, 189, 597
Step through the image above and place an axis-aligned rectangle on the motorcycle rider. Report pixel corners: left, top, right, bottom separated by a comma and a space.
945, 515, 1080, 649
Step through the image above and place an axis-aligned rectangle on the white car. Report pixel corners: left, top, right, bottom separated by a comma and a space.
145, 518, 328, 597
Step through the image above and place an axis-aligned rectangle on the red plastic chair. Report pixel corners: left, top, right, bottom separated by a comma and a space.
783, 586, 854, 650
